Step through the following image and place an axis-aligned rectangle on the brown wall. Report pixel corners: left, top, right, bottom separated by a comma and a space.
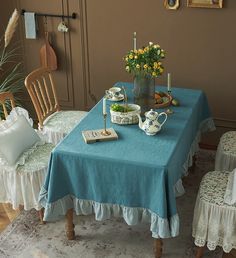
2, 0, 236, 146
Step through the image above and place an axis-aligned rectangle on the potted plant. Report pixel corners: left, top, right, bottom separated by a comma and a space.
110, 87, 141, 125
0, 9, 23, 119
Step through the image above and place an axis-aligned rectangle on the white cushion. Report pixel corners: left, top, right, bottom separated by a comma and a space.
0, 115, 41, 166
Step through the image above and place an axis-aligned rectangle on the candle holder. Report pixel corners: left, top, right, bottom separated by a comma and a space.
166, 90, 174, 115
101, 113, 111, 136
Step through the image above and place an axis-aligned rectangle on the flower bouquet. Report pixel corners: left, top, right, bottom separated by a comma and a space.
124, 42, 165, 113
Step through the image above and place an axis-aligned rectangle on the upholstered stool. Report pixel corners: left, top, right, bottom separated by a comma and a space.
215, 131, 236, 171
192, 171, 236, 257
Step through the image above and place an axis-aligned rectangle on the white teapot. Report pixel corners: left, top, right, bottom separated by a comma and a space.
137, 109, 167, 136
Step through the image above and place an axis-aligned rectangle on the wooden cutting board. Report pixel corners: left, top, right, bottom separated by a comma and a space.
40, 31, 57, 70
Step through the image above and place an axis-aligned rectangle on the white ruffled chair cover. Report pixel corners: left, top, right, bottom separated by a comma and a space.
40, 110, 88, 145
192, 171, 236, 253
0, 107, 54, 211
0, 143, 54, 210
215, 131, 236, 171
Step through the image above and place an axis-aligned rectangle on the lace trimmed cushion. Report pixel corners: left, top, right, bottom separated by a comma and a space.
0, 143, 54, 210
192, 171, 236, 253
215, 131, 236, 171
0, 115, 41, 167
40, 110, 88, 144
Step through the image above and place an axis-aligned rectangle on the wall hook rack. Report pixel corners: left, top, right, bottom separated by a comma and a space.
21, 9, 77, 19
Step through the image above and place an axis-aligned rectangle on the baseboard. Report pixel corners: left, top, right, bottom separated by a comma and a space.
199, 142, 217, 150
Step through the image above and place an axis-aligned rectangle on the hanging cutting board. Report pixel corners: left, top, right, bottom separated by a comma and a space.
40, 31, 57, 70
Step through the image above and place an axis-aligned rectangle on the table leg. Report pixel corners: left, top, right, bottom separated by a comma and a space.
154, 239, 163, 258
38, 208, 46, 224
66, 208, 75, 240
195, 246, 204, 258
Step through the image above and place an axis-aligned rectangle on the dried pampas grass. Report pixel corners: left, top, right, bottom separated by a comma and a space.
4, 9, 20, 48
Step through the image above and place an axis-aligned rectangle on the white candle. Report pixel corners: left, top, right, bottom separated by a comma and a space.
133, 32, 137, 50
167, 73, 171, 92
103, 98, 107, 115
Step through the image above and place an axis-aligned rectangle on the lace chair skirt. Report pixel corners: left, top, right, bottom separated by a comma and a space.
192, 171, 236, 253
0, 143, 54, 211
40, 110, 88, 145
215, 131, 236, 171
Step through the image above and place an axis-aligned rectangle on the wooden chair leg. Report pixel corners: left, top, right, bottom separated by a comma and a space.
38, 208, 46, 224
154, 239, 163, 258
195, 246, 205, 258
66, 208, 75, 240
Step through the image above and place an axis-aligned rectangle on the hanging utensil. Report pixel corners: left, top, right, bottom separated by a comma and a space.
40, 16, 57, 70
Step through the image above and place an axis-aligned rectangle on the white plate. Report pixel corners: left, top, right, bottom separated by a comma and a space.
105, 94, 124, 101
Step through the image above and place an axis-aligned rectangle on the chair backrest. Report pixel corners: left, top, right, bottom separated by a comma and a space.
0, 92, 15, 119
24, 67, 60, 129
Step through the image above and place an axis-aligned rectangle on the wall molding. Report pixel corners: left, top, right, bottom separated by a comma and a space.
80, 0, 97, 110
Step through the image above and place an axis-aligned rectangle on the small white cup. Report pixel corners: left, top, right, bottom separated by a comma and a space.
58, 22, 69, 32
105, 87, 121, 99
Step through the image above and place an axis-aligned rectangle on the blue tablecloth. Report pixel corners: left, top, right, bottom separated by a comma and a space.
39, 82, 215, 238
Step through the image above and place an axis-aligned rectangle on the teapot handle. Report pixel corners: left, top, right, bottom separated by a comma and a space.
158, 112, 168, 127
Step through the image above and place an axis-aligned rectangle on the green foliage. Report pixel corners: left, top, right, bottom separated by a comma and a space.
110, 103, 134, 113
0, 42, 24, 118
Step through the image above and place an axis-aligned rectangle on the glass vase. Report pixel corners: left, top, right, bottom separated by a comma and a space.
133, 74, 155, 115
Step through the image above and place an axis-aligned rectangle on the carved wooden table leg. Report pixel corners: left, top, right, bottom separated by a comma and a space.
154, 239, 163, 258
195, 246, 204, 258
38, 208, 46, 224
66, 208, 75, 240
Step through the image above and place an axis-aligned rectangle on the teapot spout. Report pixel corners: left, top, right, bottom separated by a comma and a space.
136, 114, 143, 130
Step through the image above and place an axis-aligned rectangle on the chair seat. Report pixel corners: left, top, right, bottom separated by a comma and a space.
41, 110, 88, 144
0, 143, 54, 211
215, 131, 236, 171
192, 171, 236, 253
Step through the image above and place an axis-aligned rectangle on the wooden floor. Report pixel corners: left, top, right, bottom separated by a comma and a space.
0, 203, 235, 257
0, 203, 20, 232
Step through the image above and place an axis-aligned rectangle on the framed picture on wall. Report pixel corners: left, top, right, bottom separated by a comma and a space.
164, 0, 180, 10
187, 0, 223, 8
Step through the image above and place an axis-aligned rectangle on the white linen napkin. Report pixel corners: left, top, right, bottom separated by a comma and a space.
24, 12, 36, 39
224, 168, 236, 205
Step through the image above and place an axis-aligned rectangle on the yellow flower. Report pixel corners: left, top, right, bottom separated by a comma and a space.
152, 72, 157, 77
138, 49, 144, 54
159, 67, 164, 73
143, 64, 148, 69
154, 62, 158, 69
161, 53, 165, 57
125, 57, 129, 61
144, 47, 149, 52
134, 50, 138, 54
129, 54, 134, 59
136, 64, 140, 69
125, 66, 130, 71
149, 42, 153, 46
134, 55, 138, 59
154, 44, 160, 49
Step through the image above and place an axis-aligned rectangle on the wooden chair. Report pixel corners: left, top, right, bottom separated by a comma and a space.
0, 92, 54, 223
0, 91, 15, 119
25, 67, 88, 144
192, 171, 236, 257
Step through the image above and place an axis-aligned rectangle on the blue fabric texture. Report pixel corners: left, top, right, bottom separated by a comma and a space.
39, 83, 215, 238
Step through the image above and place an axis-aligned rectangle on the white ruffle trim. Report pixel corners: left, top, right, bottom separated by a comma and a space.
192, 195, 236, 253
224, 168, 236, 205
215, 144, 236, 171
0, 107, 33, 130
174, 117, 216, 197
39, 188, 179, 239
0, 166, 47, 210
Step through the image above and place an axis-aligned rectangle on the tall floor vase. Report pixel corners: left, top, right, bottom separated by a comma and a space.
133, 74, 155, 115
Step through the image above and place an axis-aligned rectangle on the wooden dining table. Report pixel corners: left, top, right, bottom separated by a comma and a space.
39, 82, 215, 257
